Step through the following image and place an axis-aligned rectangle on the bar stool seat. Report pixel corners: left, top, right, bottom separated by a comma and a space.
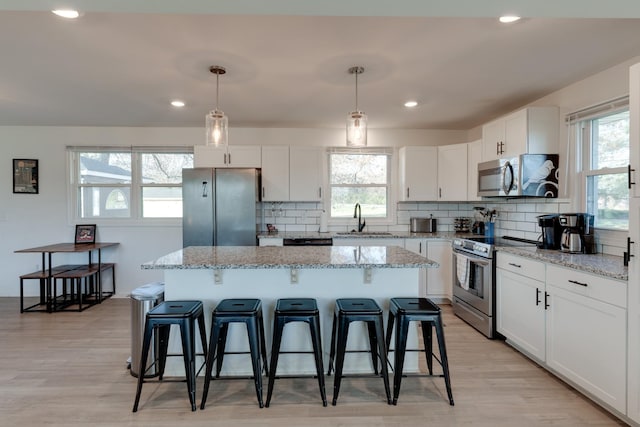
265, 298, 327, 407
327, 298, 391, 405
200, 298, 269, 409
132, 300, 207, 412
385, 297, 454, 406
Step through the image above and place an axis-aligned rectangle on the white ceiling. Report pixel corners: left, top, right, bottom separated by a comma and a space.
1, 1, 640, 130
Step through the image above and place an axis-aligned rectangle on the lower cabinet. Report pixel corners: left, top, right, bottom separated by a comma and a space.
425, 240, 452, 300
496, 267, 546, 362
496, 252, 628, 416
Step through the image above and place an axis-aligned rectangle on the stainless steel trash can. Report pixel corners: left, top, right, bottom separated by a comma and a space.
130, 282, 165, 378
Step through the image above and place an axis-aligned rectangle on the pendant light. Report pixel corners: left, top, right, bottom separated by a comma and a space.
205, 65, 229, 147
346, 66, 367, 147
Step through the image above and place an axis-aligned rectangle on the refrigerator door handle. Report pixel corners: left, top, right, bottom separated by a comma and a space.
202, 181, 208, 197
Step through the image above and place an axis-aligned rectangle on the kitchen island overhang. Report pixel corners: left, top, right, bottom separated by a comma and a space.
142, 245, 438, 376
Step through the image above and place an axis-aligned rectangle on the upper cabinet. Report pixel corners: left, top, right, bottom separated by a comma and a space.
194, 145, 262, 168
399, 146, 438, 201
467, 140, 482, 201
261, 146, 290, 201
482, 106, 559, 161
289, 146, 324, 202
437, 144, 467, 201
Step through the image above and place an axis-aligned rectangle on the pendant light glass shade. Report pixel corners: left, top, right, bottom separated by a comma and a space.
346, 66, 367, 147
205, 66, 229, 147
205, 109, 228, 147
347, 110, 368, 147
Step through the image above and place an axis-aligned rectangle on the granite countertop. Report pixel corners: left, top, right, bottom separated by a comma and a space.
142, 245, 439, 270
497, 246, 628, 281
257, 231, 473, 240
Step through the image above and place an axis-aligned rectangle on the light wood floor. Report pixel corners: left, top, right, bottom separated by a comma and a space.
0, 297, 625, 426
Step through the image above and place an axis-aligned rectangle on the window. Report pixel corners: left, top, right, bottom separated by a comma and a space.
69, 147, 193, 220
577, 105, 629, 230
329, 149, 391, 219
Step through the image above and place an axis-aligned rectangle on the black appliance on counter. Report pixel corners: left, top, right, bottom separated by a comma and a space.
559, 213, 596, 254
537, 214, 562, 249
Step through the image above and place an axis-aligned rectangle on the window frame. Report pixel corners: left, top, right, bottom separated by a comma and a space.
577, 106, 629, 231
326, 148, 395, 226
67, 146, 193, 226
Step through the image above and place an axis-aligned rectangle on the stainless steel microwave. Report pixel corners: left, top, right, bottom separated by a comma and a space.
477, 154, 559, 197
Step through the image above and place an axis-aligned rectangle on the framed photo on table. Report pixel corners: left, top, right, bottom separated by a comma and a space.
75, 224, 96, 244
13, 159, 38, 194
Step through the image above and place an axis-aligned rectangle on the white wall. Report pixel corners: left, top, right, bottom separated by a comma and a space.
0, 126, 467, 297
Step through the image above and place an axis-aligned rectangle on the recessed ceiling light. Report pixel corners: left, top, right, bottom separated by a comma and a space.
52, 9, 80, 19
499, 15, 521, 23
404, 101, 418, 108
171, 100, 185, 108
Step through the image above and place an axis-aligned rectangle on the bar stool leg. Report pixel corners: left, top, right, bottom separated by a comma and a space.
179, 321, 197, 411
215, 323, 229, 378
373, 315, 391, 405
385, 311, 395, 356
157, 325, 171, 380
200, 317, 222, 410
197, 312, 208, 366
258, 311, 269, 377
367, 321, 379, 375
327, 313, 338, 375
246, 317, 264, 408
331, 315, 349, 406
433, 316, 454, 406
265, 316, 285, 408
309, 316, 328, 406
133, 319, 154, 412
421, 320, 434, 375
392, 316, 410, 405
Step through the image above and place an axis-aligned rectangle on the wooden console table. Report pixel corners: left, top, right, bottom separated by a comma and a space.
16, 242, 119, 312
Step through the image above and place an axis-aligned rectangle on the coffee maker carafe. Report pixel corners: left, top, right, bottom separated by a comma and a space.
558, 213, 596, 254
537, 214, 562, 249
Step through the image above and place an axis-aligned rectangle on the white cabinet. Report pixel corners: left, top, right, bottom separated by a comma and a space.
437, 144, 467, 201
496, 253, 546, 362
261, 146, 289, 201
404, 238, 428, 297
467, 140, 482, 201
194, 145, 262, 168
399, 146, 438, 201
482, 107, 559, 161
425, 240, 452, 300
545, 265, 627, 413
629, 63, 640, 422
289, 146, 324, 202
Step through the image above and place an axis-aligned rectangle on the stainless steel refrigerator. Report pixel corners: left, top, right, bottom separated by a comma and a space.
182, 168, 261, 247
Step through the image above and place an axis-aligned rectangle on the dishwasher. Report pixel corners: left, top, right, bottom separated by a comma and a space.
282, 237, 333, 246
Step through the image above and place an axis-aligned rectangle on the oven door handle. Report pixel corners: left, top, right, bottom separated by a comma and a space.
453, 250, 491, 266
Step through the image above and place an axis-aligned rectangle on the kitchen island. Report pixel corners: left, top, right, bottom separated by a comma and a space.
142, 245, 438, 376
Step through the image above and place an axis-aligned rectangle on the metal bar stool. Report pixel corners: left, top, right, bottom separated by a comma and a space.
200, 298, 269, 409
265, 298, 327, 407
385, 297, 454, 406
327, 298, 391, 405
132, 300, 207, 412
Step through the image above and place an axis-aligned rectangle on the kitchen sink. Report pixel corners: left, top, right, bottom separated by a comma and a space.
335, 231, 393, 236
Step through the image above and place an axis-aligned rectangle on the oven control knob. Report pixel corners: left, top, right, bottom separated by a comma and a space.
474, 245, 488, 254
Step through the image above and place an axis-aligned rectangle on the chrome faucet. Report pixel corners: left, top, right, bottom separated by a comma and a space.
353, 203, 366, 232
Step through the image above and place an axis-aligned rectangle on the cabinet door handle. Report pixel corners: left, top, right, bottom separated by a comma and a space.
568, 279, 588, 287
496, 141, 500, 156
419, 242, 422, 253
318, 187, 322, 198
625, 237, 635, 266
262, 187, 265, 198
223, 153, 227, 164
228, 153, 231, 164
406, 188, 410, 198
439, 188, 442, 198
202, 181, 208, 197
535, 288, 541, 306
544, 292, 550, 309
629, 164, 636, 189
508, 262, 522, 268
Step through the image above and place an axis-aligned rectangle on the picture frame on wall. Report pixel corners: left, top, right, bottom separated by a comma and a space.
13, 159, 38, 194
75, 224, 97, 244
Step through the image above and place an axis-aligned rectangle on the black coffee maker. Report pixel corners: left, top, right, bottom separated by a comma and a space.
537, 214, 562, 249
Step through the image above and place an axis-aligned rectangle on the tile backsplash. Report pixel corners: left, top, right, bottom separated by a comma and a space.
260, 199, 624, 256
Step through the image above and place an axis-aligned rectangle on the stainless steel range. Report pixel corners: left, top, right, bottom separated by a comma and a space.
451, 236, 536, 339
